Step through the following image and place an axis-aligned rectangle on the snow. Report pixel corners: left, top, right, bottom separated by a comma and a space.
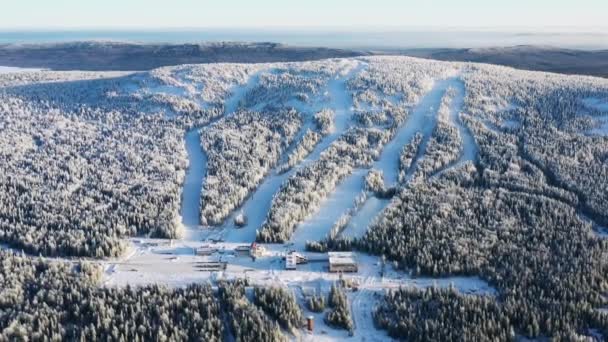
117, 70, 501, 341
588, 117, 608, 136
223, 71, 265, 115
579, 213, 608, 239
583, 97, 608, 112
379, 77, 459, 186
449, 80, 477, 166
431, 79, 478, 178
582, 98, 608, 136
221, 169, 294, 243
303, 61, 366, 164
289, 170, 366, 250
1, 58, 514, 340
217, 61, 365, 242
180, 129, 207, 238
341, 197, 390, 239
339, 77, 466, 239
109, 243, 494, 342
103, 238, 495, 296
145, 84, 188, 97
502, 118, 520, 129
327, 63, 365, 134
0, 66, 43, 74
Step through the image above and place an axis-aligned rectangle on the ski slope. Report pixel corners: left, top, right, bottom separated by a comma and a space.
5, 56, 607, 341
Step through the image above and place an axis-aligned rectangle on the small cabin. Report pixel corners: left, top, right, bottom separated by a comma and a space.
328, 252, 358, 273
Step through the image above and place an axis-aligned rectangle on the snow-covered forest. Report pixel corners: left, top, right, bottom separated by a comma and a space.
1, 56, 608, 340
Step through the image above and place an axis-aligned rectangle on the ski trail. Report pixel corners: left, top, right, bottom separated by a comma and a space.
298, 62, 368, 168
340, 78, 462, 239
376, 80, 454, 186
180, 129, 207, 237
220, 62, 367, 243
430, 79, 477, 180
223, 71, 265, 115
176, 69, 268, 240
341, 197, 390, 239
289, 170, 367, 250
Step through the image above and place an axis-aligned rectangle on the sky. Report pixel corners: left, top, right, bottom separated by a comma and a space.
1, 0, 607, 30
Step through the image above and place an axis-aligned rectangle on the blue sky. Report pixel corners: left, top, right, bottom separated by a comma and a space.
1, 0, 607, 30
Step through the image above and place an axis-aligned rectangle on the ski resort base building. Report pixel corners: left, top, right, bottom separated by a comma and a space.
328, 252, 358, 273
285, 251, 308, 270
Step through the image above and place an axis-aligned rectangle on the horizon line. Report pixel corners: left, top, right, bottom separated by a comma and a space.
1, 25, 607, 33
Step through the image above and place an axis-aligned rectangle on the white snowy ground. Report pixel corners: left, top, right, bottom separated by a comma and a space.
289, 169, 367, 250
180, 129, 207, 239
101, 236, 493, 341
376, 78, 461, 186
583, 97, 608, 136
589, 118, 608, 136
0, 66, 44, 73
341, 197, 390, 239
584, 97, 608, 112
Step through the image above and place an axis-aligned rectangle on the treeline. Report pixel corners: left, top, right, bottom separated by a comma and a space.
278, 129, 322, 174
218, 280, 287, 342
277, 109, 335, 175
398, 132, 423, 183
0, 249, 317, 341
374, 286, 513, 341
253, 286, 304, 332
325, 284, 354, 333
0, 250, 224, 341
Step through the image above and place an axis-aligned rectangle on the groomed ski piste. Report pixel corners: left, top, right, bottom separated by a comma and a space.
2, 56, 608, 341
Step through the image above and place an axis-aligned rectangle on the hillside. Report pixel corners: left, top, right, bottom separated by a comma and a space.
399, 45, 608, 78
0, 57, 607, 340
0, 41, 367, 71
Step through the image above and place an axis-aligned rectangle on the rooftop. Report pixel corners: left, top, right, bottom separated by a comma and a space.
328, 251, 357, 265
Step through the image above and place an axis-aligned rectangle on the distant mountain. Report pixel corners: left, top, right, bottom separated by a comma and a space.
0, 41, 368, 71
396, 45, 608, 78
1, 42, 607, 79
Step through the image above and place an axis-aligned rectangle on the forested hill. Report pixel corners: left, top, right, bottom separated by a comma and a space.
0, 41, 368, 71
396, 45, 608, 78
3, 42, 608, 79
